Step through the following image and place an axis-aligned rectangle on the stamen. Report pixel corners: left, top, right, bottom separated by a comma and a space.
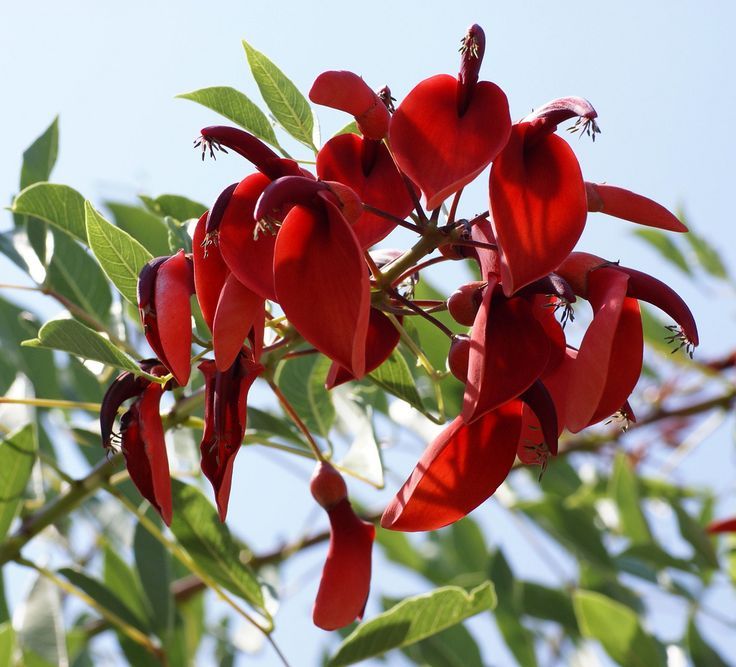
567, 116, 602, 142
547, 297, 575, 328
193, 135, 229, 161
254, 216, 282, 240
522, 442, 550, 480
664, 324, 695, 359
200, 231, 219, 258
605, 409, 632, 432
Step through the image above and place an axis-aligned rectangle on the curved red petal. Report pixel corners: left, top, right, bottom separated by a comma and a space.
490, 124, 587, 295
213, 274, 263, 372
540, 346, 576, 433
317, 134, 414, 247
381, 401, 523, 532
193, 212, 229, 331
462, 281, 550, 422
520, 380, 559, 455
313, 499, 375, 630
707, 517, 736, 534
586, 183, 688, 233
218, 173, 277, 302
274, 201, 370, 377
154, 251, 194, 385
567, 268, 643, 432
390, 74, 511, 211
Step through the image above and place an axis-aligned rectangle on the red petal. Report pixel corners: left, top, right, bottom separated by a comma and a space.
566, 268, 643, 432
490, 123, 587, 295
381, 401, 523, 532
462, 279, 550, 422
313, 498, 375, 630
122, 383, 172, 525
707, 517, 736, 534
193, 212, 229, 331
586, 183, 688, 233
520, 380, 558, 455
218, 173, 277, 302
213, 274, 263, 372
390, 74, 510, 211
317, 134, 414, 247
274, 201, 370, 377
309, 71, 389, 140
326, 308, 400, 389
154, 251, 194, 386
540, 347, 576, 433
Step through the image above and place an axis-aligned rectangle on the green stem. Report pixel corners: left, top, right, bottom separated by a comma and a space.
0, 397, 101, 412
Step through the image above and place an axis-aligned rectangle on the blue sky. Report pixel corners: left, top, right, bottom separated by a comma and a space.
2, 1, 736, 665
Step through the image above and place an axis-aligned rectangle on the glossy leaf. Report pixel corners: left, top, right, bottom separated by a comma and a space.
368, 350, 424, 413
0, 424, 37, 542
85, 201, 153, 304
328, 583, 496, 666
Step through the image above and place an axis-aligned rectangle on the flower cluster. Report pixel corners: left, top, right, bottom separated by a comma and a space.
101, 23, 697, 629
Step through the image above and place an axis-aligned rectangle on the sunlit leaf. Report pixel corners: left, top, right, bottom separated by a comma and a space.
107, 202, 171, 257
633, 229, 691, 275
0, 424, 37, 542
609, 452, 652, 544
12, 183, 87, 243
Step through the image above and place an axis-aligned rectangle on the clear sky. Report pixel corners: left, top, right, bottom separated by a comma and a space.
1, 1, 735, 665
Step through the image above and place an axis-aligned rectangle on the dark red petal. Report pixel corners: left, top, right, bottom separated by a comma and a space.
274, 200, 370, 377
540, 347, 576, 435
519, 380, 558, 455
615, 265, 699, 347
122, 383, 172, 525
192, 212, 229, 331
555, 251, 608, 299
530, 294, 567, 373
706, 517, 736, 534
100, 371, 145, 449
490, 123, 587, 295
469, 218, 500, 278
317, 134, 415, 247
309, 71, 389, 140
390, 74, 511, 211
218, 173, 277, 302
522, 97, 598, 140
326, 308, 400, 389
381, 401, 523, 532
154, 250, 194, 386
586, 182, 687, 233
456, 24, 486, 115
213, 274, 263, 372
463, 279, 550, 422
313, 498, 375, 630
566, 268, 643, 432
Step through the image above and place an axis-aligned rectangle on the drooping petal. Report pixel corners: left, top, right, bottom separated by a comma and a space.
390, 74, 511, 211
192, 210, 229, 331
706, 517, 736, 534
566, 268, 643, 432
381, 401, 523, 532
316, 134, 414, 247
309, 71, 389, 140
462, 278, 550, 422
100, 371, 146, 450
325, 308, 400, 389
586, 182, 687, 232
121, 382, 172, 525
217, 173, 277, 302
490, 123, 587, 295
521, 97, 599, 140
540, 346, 577, 434
519, 380, 559, 455
274, 200, 370, 377
212, 274, 264, 372
313, 498, 375, 630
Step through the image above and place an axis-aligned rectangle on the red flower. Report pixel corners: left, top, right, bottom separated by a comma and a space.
707, 517, 736, 534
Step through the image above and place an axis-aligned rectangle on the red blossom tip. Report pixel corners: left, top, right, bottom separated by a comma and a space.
522, 97, 600, 142
310, 462, 348, 510
457, 24, 486, 115
706, 517, 736, 534
205, 182, 238, 235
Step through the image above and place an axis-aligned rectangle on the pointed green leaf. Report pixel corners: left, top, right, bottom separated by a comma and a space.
275, 354, 335, 437
169, 481, 265, 613
0, 623, 15, 667
334, 120, 360, 137
15, 575, 68, 667
20, 117, 59, 189
22, 317, 152, 378
687, 618, 729, 667
178, 86, 280, 149
633, 229, 691, 275
609, 452, 652, 544
140, 194, 207, 222
400, 620, 483, 667
672, 502, 719, 569
85, 201, 153, 304
103, 546, 150, 629
242, 40, 316, 150
12, 183, 87, 243
107, 203, 171, 257
685, 229, 729, 279
573, 590, 665, 667
0, 424, 37, 542
368, 350, 424, 412
134, 518, 173, 636
519, 582, 579, 635
328, 583, 496, 666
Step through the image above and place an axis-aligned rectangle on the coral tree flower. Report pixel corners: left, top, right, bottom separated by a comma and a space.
100, 361, 173, 525
310, 462, 374, 630
707, 517, 736, 534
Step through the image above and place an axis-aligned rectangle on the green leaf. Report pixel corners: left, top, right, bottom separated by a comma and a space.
685, 228, 729, 279
609, 452, 652, 544
376, 529, 427, 573
178, 86, 280, 149
22, 317, 150, 377
0, 230, 30, 272
103, 546, 150, 630
334, 120, 360, 137
327, 583, 496, 666
633, 229, 691, 274
399, 620, 484, 667
0, 623, 15, 667
275, 354, 335, 438
246, 406, 304, 446
0, 425, 37, 542
141, 194, 207, 222
242, 40, 316, 150
672, 502, 719, 569
164, 216, 192, 255
45, 229, 112, 323
85, 201, 153, 304
687, 618, 729, 667
134, 518, 173, 636
519, 582, 579, 635
20, 117, 59, 189
169, 481, 266, 613
573, 590, 665, 667
335, 392, 383, 488
12, 183, 87, 243
368, 350, 424, 412
107, 203, 171, 257
16, 575, 68, 667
